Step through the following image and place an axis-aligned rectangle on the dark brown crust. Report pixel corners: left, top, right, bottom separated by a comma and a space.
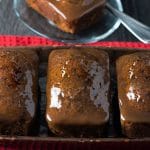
0, 48, 39, 135
49, 124, 107, 138
26, 0, 105, 33
122, 122, 150, 138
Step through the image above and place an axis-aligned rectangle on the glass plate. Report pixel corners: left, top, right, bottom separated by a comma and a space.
13, 0, 123, 44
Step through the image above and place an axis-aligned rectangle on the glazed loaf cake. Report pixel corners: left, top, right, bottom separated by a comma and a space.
0, 48, 38, 135
26, 0, 106, 33
46, 48, 110, 137
116, 52, 150, 138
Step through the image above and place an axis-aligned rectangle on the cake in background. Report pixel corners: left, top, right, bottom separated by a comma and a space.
26, 0, 106, 33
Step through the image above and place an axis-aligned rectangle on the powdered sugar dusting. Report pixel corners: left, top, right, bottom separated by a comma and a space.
88, 61, 110, 120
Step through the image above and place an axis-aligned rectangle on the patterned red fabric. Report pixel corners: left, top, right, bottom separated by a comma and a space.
0, 35, 149, 150
0, 35, 150, 49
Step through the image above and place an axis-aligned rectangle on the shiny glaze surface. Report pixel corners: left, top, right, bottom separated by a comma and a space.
117, 52, 150, 123
46, 48, 110, 126
35, 0, 106, 21
0, 49, 38, 127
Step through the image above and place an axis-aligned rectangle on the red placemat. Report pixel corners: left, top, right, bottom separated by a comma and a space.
0, 35, 150, 150
0, 35, 150, 49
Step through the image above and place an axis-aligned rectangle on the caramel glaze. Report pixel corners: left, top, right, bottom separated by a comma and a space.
31, 0, 106, 21
0, 49, 38, 135
117, 52, 150, 123
46, 48, 110, 136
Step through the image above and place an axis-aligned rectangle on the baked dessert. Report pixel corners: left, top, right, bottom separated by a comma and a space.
26, 0, 106, 33
46, 48, 110, 137
116, 52, 150, 138
0, 48, 39, 135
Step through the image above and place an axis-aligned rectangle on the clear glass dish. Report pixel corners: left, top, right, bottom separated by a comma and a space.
13, 0, 123, 44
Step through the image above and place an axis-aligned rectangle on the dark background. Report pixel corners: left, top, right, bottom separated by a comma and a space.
0, 0, 150, 42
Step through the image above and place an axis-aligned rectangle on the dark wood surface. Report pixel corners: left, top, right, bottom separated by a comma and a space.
0, 0, 150, 42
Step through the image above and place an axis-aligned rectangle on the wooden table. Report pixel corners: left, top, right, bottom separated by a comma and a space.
0, 0, 150, 42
